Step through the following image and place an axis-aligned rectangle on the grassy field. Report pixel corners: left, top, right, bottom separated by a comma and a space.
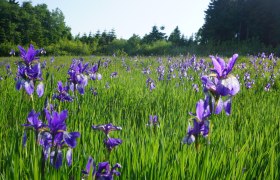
0, 54, 279, 179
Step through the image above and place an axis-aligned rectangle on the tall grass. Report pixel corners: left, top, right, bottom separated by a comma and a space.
0, 55, 279, 179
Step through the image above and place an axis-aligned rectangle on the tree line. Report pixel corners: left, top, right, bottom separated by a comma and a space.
198, 0, 280, 48
0, 0, 279, 56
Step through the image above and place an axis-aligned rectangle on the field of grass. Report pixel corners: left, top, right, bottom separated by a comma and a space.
0, 54, 279, 179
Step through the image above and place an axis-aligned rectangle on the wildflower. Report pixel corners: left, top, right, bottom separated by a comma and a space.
22, 110, 47, 146
90, 87, 98, 96
82, 157, 121, 180
53, 81, 73, 102
96, 162, 121, 179
92, 123, 122, 136
192, 84, 199, 92
110, 72, 118, 78
147, 115, 160, 127
6, 63, 12, 75
18, 44, 40, 65
183, 99, 210, 145
67, 59, 89, 94
88, 63, 102, 80
104, 138, 122, 151
146, 78, 156, 91
201, 54, 240, 115
209, 54, 240, 96
50, 57, 55, 63
82, 156, 95, 177
22, 110, 46, 132
33, 108, 81, 169
9, 49, 15, 56
15, 62, 44, 97
264, 83, 271, 91
16, 44, 44, 97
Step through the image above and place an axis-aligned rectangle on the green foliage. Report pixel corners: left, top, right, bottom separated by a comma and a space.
45, 39, 90, 56
200, 0, 280, 47
142, 26, 167, 44
0, 55, 279, 179
0, 42, 16, 56
0, 0, 71, 47
1, 0, 279, 56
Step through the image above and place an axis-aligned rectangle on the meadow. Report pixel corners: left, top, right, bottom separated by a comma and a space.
0, 52, 279, 179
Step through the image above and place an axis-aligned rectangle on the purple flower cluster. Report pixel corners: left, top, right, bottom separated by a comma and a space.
147, 115, 160, 127
92, 123, 122, 152
86, 123, 122, 178
22, 108, 80, 169
183, 54, 240, 146
88, 63, 102, 80
146, 77, 156, 91
15, 44, 44, 97
183, 99, 210, 144
201, 54, 240, 115
67, 59, 89, 94
82, 157, 121, 180
52, 81, 73, 102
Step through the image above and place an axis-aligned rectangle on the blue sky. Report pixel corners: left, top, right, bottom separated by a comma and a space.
18, 0, 210, 39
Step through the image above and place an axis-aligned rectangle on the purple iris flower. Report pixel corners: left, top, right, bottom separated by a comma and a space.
104, 137, 123, 151
41, 60, 47, 69
110, 72, 118, 78
22, 110, 47, 146
6, 64, 12, 75
192, 84, 199, 92
157, 65, 165, 81
53, 81, 73, 102
22, 110, 46, 131
146, 78, 156, 91
50, 57, 55, 63
45, 109, 68, 134
264, 83, 271, 91
92, 123, 122, 136
183, 99, 210, 145
18, 44, 40, 65
88, 63, 102, 80
245, 80, 254, 89
142, 67, 151, 74
209, 54, 240, 96
16, 45, 44, 97
67, 59, 89, 94
96, 162, 121, 179
213, 96, 232, 115
82, 156, 95, 177
63, 131, 81, 148
9, 49, 15, 56
210, 54, 238, 79
40, 108, 80, 168
147, 115, 159, 127
82, 157, 121, 179
201, 80, 233, 116
201, 54, 240, 115
90, 87, 98, 96
183, 119, 209, 145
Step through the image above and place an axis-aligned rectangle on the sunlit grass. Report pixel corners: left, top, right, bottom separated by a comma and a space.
0, 55, 279, 179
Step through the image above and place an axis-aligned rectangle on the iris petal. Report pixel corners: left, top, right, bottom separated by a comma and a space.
66, 149, 72, 166
215, 97, 223, 114
24, 81, 34, 95
224, 98, 232, 115
36, 82, 44, 97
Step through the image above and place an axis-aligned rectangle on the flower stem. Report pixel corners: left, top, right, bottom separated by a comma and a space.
195, 137, 200, 151
41, 149, 45, 179
30, 94, 35, 110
